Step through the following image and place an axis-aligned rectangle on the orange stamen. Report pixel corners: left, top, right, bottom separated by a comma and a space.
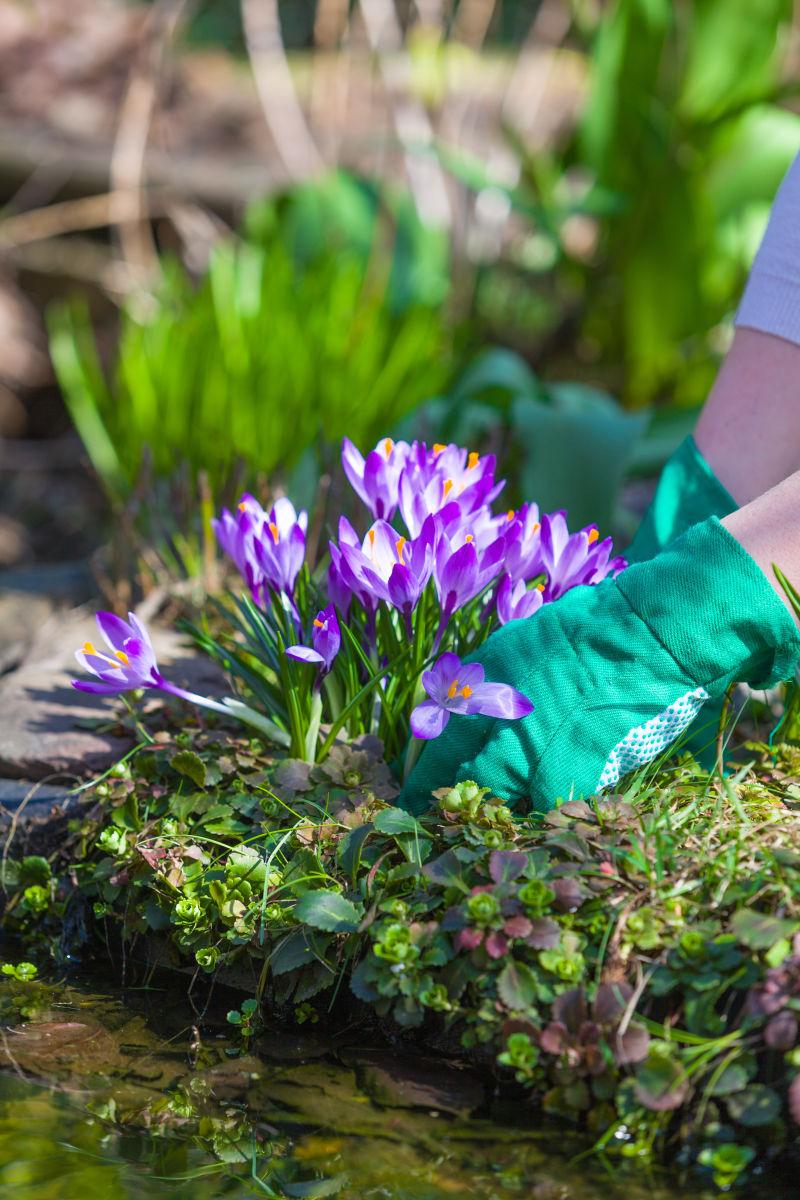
395, 537, 407, 562
506, 509, 515, 521
464, 534, 473, 543
467, 451, 479, 470
447, 679, 459, 700
313, 618, 324, 629
588, 529, 599, 544
443, 479, 454, 499
368, 529, 376, 548
83, 641, 97, 656
269, 522, 279, 544
460, 684, 473, 699
383, 438, 394, 458
238, 501, 248, 513
115, 650, 129, 665
536, 583, 545, 592
528, 522, 540, 539
433, 443, 446, 456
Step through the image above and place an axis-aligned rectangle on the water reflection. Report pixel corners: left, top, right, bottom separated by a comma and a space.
0, 971, 785, 1200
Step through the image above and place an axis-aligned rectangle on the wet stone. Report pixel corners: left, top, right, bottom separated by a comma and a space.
341, 1047, 485, 1116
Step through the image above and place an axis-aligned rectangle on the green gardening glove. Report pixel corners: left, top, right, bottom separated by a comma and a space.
626, 435, 739, 762
401, 517, 800, 815
625, 435, 737, 564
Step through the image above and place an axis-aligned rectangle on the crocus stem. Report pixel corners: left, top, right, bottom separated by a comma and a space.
304, 690, 323, 763
120, 694, 154, 745
403, 735, 424, 783
158, 680, 232, 715
402, 674, 429, 782
158, 681, 291, 748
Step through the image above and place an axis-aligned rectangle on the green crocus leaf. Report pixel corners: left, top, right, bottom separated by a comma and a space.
294, 890, 364, 933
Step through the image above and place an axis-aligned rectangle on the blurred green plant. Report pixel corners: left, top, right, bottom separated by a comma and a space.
442, 0, 800, 407
49, 173, 454, 513
401, 347, 695, 532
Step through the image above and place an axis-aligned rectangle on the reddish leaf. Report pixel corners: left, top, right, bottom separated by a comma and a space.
551, 877, 584, 912
552, 988, 587, 1032
455, 928, 483, 952
765, 1010, 798, 1051
540, 1021, 569, 1055
612, 1022, 650, 1066
485, 931, 510, 959
593, 981, 633, 1024
136, 845, 166, 869
503, 916, 533, 939
489, 850, 528, 884
525, 918, 560, 949
789, 1073, 800, 1124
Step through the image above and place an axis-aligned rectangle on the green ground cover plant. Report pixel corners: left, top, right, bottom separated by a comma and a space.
6, 713, 800, 1191
13, 432, 799, 1190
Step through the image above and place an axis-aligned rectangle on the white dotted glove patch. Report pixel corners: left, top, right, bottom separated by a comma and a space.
596, 686, 711, 791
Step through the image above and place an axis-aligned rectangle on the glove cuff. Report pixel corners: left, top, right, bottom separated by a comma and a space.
618, 516, 800, 692
626, 436, 738, 563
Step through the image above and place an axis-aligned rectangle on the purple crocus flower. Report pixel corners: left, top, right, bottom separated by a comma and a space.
212, 494, 265, 600
432, 517, 507, 623
496, 574, 544, 625
504, 502, 543, 584
72, 613, 224, 712
341, 437, 410, 520
410, 652, 533, 740
73, 611, 163, 696
539, 512, 626, 602
329, 517, 379, 617
286, 605, 341, 676
253, 497, 308, 598
398, 442, 503, 537
334, 517, 434, 618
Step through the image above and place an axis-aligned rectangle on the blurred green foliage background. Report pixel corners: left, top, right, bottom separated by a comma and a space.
42, 0, 800, 574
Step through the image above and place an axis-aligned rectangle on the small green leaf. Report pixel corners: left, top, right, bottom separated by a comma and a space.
497, 960, 538, 1011
170, 750, 207, 789
727, 1084, 782, 1127
270, 929, 330, 976
730, 909, 798, 950
373, 807, 422, 836
708, 1062, 750, 1097
338, 824, 373, 876
349, 958, 379, 1002
294, 890, 364, 933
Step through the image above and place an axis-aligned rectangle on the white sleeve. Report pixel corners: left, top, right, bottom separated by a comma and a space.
736, 152, 800, 345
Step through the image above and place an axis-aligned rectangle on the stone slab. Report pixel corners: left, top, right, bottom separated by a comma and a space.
0, 607, 226, 781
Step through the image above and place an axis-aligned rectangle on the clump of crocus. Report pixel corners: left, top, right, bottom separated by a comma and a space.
73, 435, 625, 768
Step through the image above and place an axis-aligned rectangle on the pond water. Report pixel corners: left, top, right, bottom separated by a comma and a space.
0, 967, 792, 1200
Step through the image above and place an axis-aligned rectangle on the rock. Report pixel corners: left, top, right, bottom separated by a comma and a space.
339, 1047, 485, 1116
256, 1029, 332, 1061
0, 589, 55, 673
0, 607, 226, 781
0, 778, 72, 810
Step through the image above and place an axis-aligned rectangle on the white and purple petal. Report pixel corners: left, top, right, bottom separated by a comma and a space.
410, 699, 451, 740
